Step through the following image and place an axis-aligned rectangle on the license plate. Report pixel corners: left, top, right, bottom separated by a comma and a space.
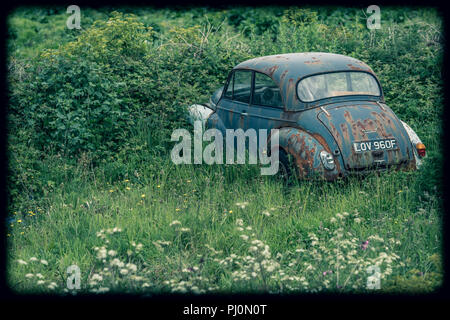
353, 138, 397, 153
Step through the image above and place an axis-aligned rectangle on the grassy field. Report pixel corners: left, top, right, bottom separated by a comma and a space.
6, 6, 444, 294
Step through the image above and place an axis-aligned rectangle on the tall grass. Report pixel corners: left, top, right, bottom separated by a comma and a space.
7, 154, 442, 293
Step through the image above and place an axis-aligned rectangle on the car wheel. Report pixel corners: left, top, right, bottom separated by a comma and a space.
277, 149, 298, 183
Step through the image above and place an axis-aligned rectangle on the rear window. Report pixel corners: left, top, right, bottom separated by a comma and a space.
297, 72, 381, 102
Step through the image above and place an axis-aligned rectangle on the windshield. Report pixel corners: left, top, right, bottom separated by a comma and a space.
297, 72, 381, 102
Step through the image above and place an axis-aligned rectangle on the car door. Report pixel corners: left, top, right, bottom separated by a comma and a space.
247, 72, 285, 140
215, 69, 252, 135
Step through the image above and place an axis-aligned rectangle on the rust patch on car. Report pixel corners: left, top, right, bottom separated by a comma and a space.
280, 69, 289, 81
266, 65, 280, 77
347, 63, 366, 71
304, 59, 322, 65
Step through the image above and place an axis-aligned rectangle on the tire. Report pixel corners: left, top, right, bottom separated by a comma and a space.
277, 149, 297, 183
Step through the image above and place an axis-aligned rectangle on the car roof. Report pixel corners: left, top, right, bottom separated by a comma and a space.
233, 52, 379, 110
234, 52, 374, 78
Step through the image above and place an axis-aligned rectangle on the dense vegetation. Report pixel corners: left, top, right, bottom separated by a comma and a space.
7, 6, 443, 293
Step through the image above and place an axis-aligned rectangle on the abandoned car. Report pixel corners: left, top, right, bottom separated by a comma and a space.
189, 52, 425, 180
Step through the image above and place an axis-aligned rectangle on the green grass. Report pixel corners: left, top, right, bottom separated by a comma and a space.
7, 155, 443, 293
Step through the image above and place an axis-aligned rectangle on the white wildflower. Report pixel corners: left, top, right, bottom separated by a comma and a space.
235, 201, 249, 209
240, 235, 249, 241
47, 282, 57, 290
91, 274, 103, 282
170, 220, 181, 227
126, 263, 137, 272
110, 258, 124, 268
97, 247, 107, 259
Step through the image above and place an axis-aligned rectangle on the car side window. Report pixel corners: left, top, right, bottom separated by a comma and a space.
253, 72, 283, 108
224, 72, 233, 99
232, 70, 252, 104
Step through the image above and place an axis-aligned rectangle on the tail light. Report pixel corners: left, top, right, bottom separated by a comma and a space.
416, 143, 426, 157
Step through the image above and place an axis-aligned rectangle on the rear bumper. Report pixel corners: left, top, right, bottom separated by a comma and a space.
339, 158, 417, 178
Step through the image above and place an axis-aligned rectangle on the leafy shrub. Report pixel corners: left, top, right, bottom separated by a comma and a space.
226, 7, 282, 38
9, 12, 154, 159
9, 12, 252, 161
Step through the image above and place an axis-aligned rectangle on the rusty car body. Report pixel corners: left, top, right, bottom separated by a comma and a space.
189, 52, 425, 180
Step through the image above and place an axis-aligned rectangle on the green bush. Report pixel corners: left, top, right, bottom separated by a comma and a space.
9, 13, 153, 158
8, 11, 253, 161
